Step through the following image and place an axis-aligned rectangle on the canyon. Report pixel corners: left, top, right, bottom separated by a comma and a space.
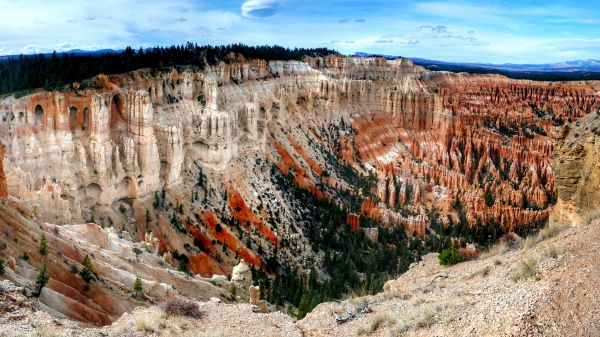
0, 54, 600, 329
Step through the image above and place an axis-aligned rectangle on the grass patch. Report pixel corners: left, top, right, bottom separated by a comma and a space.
395, 304, 437, 333
525, 222, 567, 248
543, 244, 566, 259
510, 257, 539, 282
479, 242, 506, 260
357, 313, 396, 335
135, 317, 158, 333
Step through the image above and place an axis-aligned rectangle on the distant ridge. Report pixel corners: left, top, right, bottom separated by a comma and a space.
354, 52, 600, 81
0, 48, 123, 60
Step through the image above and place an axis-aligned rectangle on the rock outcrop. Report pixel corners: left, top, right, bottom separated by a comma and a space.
552, 109, 600, 225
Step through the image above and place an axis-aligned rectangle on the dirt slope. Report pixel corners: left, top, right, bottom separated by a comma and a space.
2, 219, 600, 337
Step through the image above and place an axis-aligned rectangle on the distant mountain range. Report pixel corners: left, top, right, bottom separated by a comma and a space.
354, 52, 600, 81
0, 48, 122, 60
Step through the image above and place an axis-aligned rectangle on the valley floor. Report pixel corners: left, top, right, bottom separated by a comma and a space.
2, 219, 600, 337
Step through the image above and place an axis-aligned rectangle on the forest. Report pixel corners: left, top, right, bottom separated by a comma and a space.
0, 43, 338, 96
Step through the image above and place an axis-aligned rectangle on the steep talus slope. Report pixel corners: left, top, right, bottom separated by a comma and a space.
1, 55, 600, 325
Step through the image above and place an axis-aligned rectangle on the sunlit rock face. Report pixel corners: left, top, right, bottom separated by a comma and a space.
0, 55, 599, 325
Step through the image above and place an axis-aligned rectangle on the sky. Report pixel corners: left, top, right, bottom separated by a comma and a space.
0, 0, 599, 63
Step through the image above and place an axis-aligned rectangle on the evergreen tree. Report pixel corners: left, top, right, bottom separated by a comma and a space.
178, 260, 188, 274
80, 254, 95, 287
39, 233, 48, 256
35, 264, 50, 297
133, 276, 143, 297
230, 284, 237, 300
132, 247, 143, 261
0, 260, 4, 275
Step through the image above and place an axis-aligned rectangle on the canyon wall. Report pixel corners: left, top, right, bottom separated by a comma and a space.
553, 109, 600, 225
1, 56, 600, 324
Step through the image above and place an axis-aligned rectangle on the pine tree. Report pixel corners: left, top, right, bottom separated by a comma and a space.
35, 264, 50, 297
133, 276, 143, 297
178, 260, 187, 273
230, 284, 237, 300
80, 254, 94, 286
39, 233, 48, 256
132, 247, 143, 261
145, 209, 151, 225
0, 260, 5, 275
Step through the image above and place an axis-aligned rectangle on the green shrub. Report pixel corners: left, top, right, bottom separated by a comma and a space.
438, 247, 465, 266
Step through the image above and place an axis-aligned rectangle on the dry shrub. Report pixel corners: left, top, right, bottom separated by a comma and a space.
357, 313, 396, 335
499, 232, 523, 250
510, 257, 539, 282
159, 295, 202, 318
543, 244, 566, 258
135, 317, 157, 333
525, 222, 567, 248
459, 247, 480, 260
396, 304, 437, 333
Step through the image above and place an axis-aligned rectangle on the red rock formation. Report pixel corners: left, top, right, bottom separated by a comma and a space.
0, 144, 7, 198
347, 213, 361, 231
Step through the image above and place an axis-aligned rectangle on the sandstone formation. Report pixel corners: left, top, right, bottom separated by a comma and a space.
552, 109, 600, 225
1, 55, 600, 325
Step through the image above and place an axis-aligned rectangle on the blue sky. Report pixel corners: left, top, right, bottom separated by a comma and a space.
0, 0, 599, 63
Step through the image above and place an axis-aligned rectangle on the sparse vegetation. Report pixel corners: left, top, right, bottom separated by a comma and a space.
35, 264, 50, 296
135, 317, 157, 333
133, 277, 143, 297
525, 222, 567, 248
230, 284, 237, 300
510, 257, 539, 282
439, 247, 465, 266
159, 295, 202, 318
543, 244, 566, 258
39, 233, 48, 256
132, 247, 143, 260
395, 304, 437, 333
357, 313, 396, 335
80, 254, 95, 288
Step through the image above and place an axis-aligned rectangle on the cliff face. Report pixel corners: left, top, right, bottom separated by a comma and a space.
552, 109, 600, 225
0, 143, 7, 197
0, 56, 599, 325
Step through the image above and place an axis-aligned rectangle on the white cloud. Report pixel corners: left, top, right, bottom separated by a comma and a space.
241, 0, 281, 18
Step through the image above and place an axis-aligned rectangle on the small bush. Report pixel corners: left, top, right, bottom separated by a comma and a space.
438, 247, 464, 266
159, 295, 202, 318
511, 257, 539, 281
135, 317, 157, 333
357, 313, 396, 335
459, 247, 480, 261
543, 244, 566, 258
499, 232, 523, 250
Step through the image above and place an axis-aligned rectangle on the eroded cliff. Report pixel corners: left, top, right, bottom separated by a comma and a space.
0, 55, 599, 324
